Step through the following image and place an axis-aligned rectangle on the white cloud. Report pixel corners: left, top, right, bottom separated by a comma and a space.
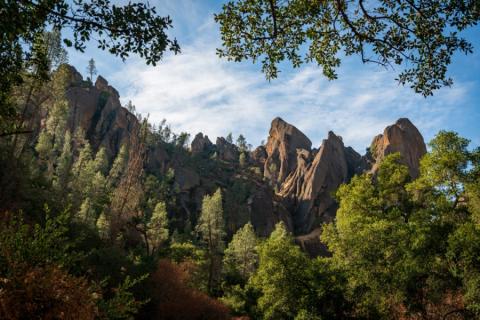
109, 17, 470, 153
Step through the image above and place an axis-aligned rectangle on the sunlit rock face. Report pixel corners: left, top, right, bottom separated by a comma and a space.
64, 66, 139, 161
261, 117, 425, 255
54, 66, 428, 256
263, 117, 312, 187
368, 118, 427, 178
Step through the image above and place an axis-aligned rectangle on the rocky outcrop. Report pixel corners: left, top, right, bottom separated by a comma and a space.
191, 133, 213, 155
264, 117, 312, 187
250, 145, 267, 168
48, 65, 429, 257
175, 167, 200, 192
216, 137, 239, 162
65, 67, 139, 160
368, 118, 426, 178
281, 132, 355, 233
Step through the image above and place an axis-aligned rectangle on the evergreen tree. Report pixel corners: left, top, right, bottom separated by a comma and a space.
78, 197, 96, 227
223, 222, 257, 281
87, 58, 97, 83
42, 28, 68, 72
226, 132, 233, 144
250, 222, 311, 319
96, 212, 111, 240
146, 201, 169, 255
107, 145, 129, 189
239, 152, 247, 168
53, 130, 73, 193
35, 98, 69, 178
196, 188, 225, 294
236, 134, 247, 152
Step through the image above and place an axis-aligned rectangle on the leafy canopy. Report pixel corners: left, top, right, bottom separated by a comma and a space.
215, 0, 479, 96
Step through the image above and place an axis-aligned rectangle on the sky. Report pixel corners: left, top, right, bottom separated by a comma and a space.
67, 0, 480, 153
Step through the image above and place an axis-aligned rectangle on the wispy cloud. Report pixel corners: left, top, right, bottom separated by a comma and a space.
110, 17, 471, 153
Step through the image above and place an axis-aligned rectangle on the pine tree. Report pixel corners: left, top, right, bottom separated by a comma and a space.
107, 145, 128, 189
239, 152, 247, 168
226, 132, 233, 144
224, 222, 257, 281
236, 134, 247, 152
96, 212, 110, 240
87, 58, 97, 83
35, 99, 69, 179
78, 197, 96, 227
92, 147, 108, 175
146, 202, 169, 255
53, 130, 73, 194
196, 188, 225, 294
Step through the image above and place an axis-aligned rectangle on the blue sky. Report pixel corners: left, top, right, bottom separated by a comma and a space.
67, 0, 480, 153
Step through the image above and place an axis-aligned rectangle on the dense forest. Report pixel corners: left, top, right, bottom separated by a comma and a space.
1, 1, 479, 320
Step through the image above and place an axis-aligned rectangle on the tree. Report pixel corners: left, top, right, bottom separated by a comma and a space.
35, 100, 69, 178
226, 132, 233, 144
96, 212, 110, 240
236, 134, 247, 152
53, 130, 72, 194
86, 58, 97, 82
249, 222, 349, 319
215, 0, 479, 96
196, 188, 225, 294
223, 222, 258, 281
322, 135, 480, 318
239, 152, 247, 168
42, 28, 68, 72
146, 202, 169, 256
1, 0, 180, 136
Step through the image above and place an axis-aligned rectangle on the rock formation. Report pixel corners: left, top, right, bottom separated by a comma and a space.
263, 117, 312, 187
65, 66, 139, 160
191, 133, 213, 155
368, 118, 427, 178
279, 132, 361, 234
215, 137, 239, 162
45, 65, 428, 256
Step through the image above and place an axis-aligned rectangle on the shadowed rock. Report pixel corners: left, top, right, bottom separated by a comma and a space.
191, 133, 213, 155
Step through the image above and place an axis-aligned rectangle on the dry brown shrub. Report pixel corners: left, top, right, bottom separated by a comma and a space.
392, 290, 467, 320
0, 265, 98, 320
150, 259, 230, 320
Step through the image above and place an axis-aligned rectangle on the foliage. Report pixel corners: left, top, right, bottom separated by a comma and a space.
196, 188, 226, 295
322, 131, 480, 319
146, 202, 169, 255
223, 222, 258, 282
215, 0, 479, 96
0, 264, 98, 320
149, 259, 230, 319
1, 0, 179, 136
87, 58, 97, 82
251, 222, 350, 319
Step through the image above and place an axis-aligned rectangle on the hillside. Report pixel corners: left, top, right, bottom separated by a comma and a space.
29, 65, 428, 254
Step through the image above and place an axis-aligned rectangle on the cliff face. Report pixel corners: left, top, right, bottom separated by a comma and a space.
263, 117, 312, 187
368, 118, 427, 178
56, 65, 427, 255
63, 66, 140, 161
